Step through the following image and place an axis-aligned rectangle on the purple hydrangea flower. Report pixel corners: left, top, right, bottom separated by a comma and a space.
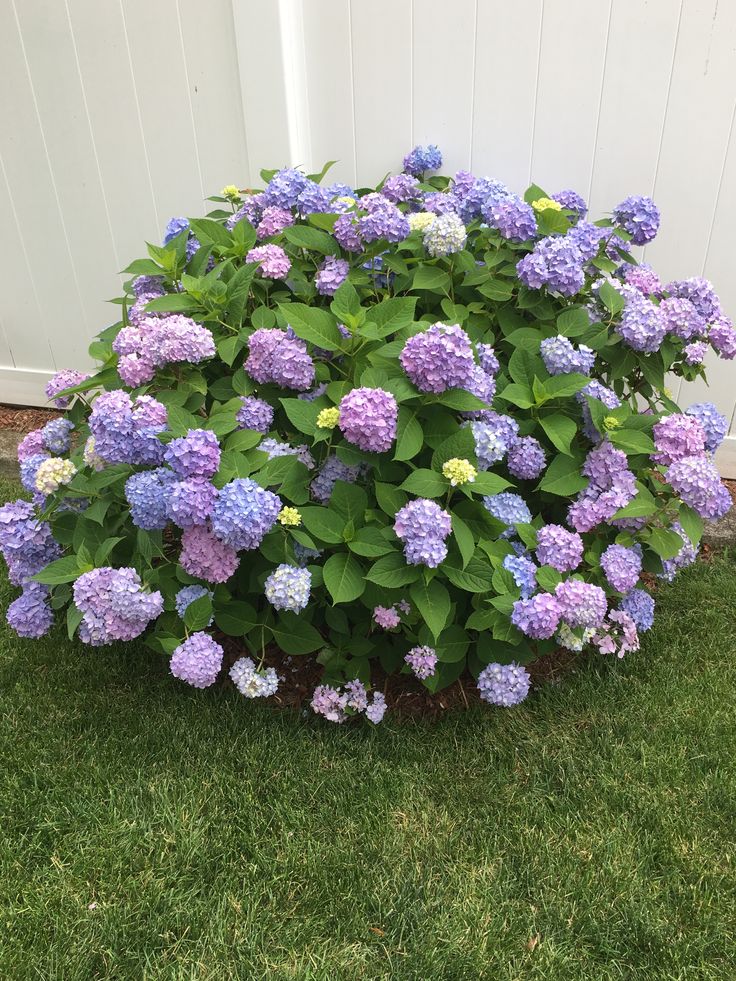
382, 173, 421, 203
477, 344, 500, 376
516, 236, 585, 296
394, 498, 452, 568
452, 172, 511, 221
236, 396, 274, 434
113, 314, 215, 385
374, 606, 401, 629
296, 182, 334, 215
315, 256, 350, 296
483, 492, 532, 536
256, 206, 294, 239
166, 478, 217, 530
423, 212, 467, 257
503, 554, 538, 599
0, 499, 61, 586
567, 222, 609, 261
619, 589, 655, 632
164, 429, 220, 480
666, 455, 731, 520
616, 286, 667, 353
423, 190, 460, 215
264, 563, 311, 613
664, 277, 721, 322
484, 197, 537, 242
405, 645, 437, 679
659, 521, 698, 582
683, 341, 708, 365
179, 524, 239, 583
339, 387, 398, 453
467, 419, 507, 470
246, 244, 291, 279
125, 468, 176, 530
659, 297, 706, 341
365, 690, 387, 724
310, 455, 362, 503
358, 201, 410, 244
45, 369, 90, 409
578, 380, 622, 441
568, 442, 636, 532
540, 335, 595, 375
226, 195, 264, 231
511, 593, 561, 639
20, 454, 49, 495
41, 418, 74, 454
613, 195, 660, 245
163, 216, 190, 244
477, 662, 531, 706
245, 328, 315, 391
259, 438, 315, 469
403, 144, 442, 176
263, 168, 309, 209
621, 263, 662, 296
685, 402, 728, 454
17, 429, 46, 463
652, 413, 706, 466
555, 580, 607, 628
709, 316, 736, 359
175, 584, 214, 623
592, 609, 640, 658
73, 567, 163, 646
535, 525, 583, 573
333, 214, 363, 252
507, 436, 546, 480
7, 582, 54, 638
211, 478, 281, 550
170, 632, 224, 688
600, 544, 642, 593
400, 323, 476, 394
551, 189, 587, 218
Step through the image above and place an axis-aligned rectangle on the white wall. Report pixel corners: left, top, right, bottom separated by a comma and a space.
2, 0, 736, 471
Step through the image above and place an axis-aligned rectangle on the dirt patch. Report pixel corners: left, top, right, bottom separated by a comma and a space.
218, 634, 583, 721
0, 405, 60, 433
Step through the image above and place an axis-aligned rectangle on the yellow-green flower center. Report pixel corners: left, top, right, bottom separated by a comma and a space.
442, 458, 477, 486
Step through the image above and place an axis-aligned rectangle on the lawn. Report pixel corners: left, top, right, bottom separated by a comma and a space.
1, 478, 735, 980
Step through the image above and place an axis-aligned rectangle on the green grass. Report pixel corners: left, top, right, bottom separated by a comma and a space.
1, 478, 735, 979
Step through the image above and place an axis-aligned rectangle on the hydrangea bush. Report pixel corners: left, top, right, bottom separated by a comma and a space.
2, 146, 733, 723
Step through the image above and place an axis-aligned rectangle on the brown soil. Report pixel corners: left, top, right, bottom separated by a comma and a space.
218, 633, 584, 721
0, 405, 60, 433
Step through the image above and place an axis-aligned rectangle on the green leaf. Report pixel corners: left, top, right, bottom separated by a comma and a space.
496, 383, 534, 409
678, 504, 704, 547
443, 557, 493, 593
366, 552, 420, 588
394, 409, 424, 461
225, 263, 257, 324
364, 296, 417, 335
280, 398, 322, 436
538, 454, 589, 496
541, 373, 590, 399
277, 303, 344, 351
145, 294, 202, 313
536, 565, 563, 592
411, 266, 451, 292
330, 482, 368, 527
184, 594, 214, 632
608, 428, 655, 455
347, 527, 394, 558
435, 625, 470, 663
224, 429, 262, 452
323, 553, 365, 604
410, 579, 451, 640
167, 404, 202, 436
32, 556, 83, 585
399, 469, 447, 497
611, 483, 657, 520
451, 514, 475, 569
271, 613, 325, 655
66, 604, 83, 640
374, 481, 407, 517
539, 413, 577, 455
214, 601, 259, 637
283, 225, 339, 254
557, 307, 590, 337
299, 507, 347, 544
189, 218, 233, 249
217, 335, 242, 367
331, 281, 362, 324
469, 471, 513, 495
598, 281, 625, 315
436, 389, 489, 411
431, 428, 477, 471
646, 526, 684, 560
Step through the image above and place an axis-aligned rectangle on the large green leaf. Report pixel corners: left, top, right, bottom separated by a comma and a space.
283, 225, 339, 254
300, 507, 347, 544
323, 553, 365, 604
214, 601, 260, 637
394, 409, 423, 461
539, 413, 577, 455
410, 578, 451, 640
364, 296, 417, 335
400, 469, 447, 498
366, 553, 421, 588
32, 555, 86, 585
277, 303, 344, 351
538, 454, 589, 496
271, 613, 325, 654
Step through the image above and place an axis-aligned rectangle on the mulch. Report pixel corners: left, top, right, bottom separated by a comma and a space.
0, 405, 60, 433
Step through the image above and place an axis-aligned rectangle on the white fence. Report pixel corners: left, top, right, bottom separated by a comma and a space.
2, 0, 736, 471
